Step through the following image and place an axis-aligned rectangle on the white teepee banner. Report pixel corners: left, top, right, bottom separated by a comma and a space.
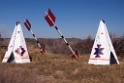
88, 20, 119, 65
2, 22, 30, 63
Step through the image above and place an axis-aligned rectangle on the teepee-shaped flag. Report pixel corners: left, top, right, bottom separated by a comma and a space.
88, 20, 119, 65
2, 22, 30, 63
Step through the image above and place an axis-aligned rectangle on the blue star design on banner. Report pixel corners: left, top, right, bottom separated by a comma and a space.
15, 46, 25, 56
94, 44, 104, 58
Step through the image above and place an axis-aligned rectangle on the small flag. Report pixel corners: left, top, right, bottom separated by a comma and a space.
45, 9, 56, 27
24, 19, 31, 31
24, 19, 45, 54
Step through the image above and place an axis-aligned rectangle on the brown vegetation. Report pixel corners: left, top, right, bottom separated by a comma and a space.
0, 37, 124, 83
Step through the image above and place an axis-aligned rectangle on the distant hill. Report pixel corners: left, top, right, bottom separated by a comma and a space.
0, 37, 124, 56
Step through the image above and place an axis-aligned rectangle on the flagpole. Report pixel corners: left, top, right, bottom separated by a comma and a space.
45, 10, 77, 58
24, 19, 45, 54
54, 26, 76, 55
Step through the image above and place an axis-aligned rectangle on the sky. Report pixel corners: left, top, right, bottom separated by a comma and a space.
0, 0, 124, 39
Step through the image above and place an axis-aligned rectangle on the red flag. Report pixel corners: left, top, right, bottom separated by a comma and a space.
45, 9, 56, 27
24, 19, 31, 31
72, 50, 78, 58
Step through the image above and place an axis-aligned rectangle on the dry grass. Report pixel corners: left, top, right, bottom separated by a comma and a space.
0, 43, 124, 83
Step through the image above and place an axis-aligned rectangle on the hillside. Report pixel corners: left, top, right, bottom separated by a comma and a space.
0, 38, 124, 83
